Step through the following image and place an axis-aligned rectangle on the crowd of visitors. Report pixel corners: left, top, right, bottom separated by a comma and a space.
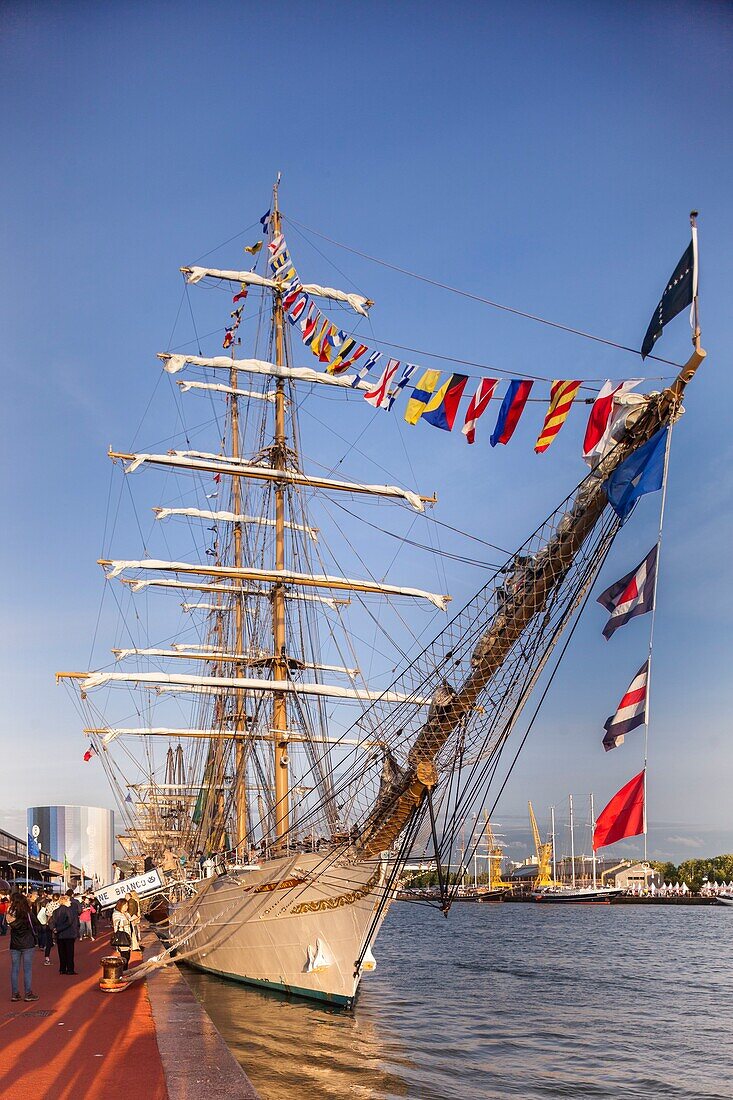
1, 883, 144, 1000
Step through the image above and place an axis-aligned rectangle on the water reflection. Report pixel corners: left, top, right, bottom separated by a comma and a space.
184, 901, 733, 1100
184, 967, 415, 1099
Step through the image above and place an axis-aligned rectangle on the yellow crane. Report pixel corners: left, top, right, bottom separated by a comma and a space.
528, 801, 555, 889
482, 813, 509, 890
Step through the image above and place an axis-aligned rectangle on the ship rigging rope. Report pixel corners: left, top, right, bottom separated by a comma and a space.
176, 280, 670, 389
283, 214, 686, 373
436, 516, 619, 902
259, 479, 622, 879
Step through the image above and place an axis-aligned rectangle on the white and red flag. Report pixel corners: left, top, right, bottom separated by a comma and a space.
462, 378, 498, 444
363, 358, 400, 410
583, 379, 640, 465
603, 660, 649, 751
597, 545, 658, 640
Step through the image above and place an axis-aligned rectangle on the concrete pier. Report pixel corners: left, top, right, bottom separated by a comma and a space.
0, 926, 258, 1099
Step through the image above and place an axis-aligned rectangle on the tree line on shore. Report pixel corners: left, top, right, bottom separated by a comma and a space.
651, 855, 733, 892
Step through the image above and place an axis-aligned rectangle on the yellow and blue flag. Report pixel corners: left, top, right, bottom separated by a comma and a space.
404, 370, 441, 424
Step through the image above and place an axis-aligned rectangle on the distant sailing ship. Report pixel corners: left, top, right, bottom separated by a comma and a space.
59, 187, 706, 1005
534, 795, 622, 904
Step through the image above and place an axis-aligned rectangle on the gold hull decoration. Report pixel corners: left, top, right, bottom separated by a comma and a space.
252, 876, 305, 894
290, 867, 382, 915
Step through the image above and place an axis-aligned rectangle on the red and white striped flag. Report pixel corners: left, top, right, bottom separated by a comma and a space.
603, 660, 648, 751
462, 378, 498, 444
364, 359, 400, 410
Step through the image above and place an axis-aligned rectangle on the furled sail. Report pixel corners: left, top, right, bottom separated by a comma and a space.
117, 449, 428, 512
181, 267, 372, 316
130, 581, 348, 610
177, 380, 276, 403
102, 559, 450, 610
80, 670, 431, 705
159, 352, 374, 392
153, 507, 318, 541
112, 647, 358, 675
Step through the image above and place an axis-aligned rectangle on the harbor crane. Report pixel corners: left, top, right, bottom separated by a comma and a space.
528, 801, 555, 889
483, 813, 509, 891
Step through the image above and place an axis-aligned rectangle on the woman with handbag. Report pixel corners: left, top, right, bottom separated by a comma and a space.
111, 899, 133, 970
7, 893, 39, 1001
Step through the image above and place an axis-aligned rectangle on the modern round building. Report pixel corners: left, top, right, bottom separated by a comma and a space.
27, 805, 114, 885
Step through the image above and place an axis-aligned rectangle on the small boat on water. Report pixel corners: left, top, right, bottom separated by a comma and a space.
535, 886, 622, 904
454, 886, 507, 903
716, 895, 733, 907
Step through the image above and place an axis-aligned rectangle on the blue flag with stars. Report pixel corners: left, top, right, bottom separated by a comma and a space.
641, 239, 695, 358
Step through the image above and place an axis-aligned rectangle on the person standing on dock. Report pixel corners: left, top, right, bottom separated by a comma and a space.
126, 892, 142, 955
111, 900, 133, 971
51, 895, 78, 975
79, 899, 94, 940
0, 892, 9, 936
88, 894, 99, 939
7, 892, 39, 1002
43, 894, 59, 966
35, 893, 50, 954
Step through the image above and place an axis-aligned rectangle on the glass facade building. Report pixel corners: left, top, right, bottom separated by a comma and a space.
27, 805, 114, 885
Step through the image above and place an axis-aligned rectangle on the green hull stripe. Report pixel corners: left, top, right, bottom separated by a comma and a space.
184, 959, 355, 1008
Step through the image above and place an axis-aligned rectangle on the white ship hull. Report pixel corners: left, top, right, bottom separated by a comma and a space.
169, 852, 390, 1007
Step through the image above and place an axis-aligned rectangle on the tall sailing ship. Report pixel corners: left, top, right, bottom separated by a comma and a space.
60, 186, 706, 1006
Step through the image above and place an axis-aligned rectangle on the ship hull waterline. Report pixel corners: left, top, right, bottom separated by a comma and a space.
534, 888, 622, 904
168, 851, 391, 1009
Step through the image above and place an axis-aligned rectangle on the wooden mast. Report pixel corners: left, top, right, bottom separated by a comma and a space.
271, 179, 290, 841
230, 341, 249, 849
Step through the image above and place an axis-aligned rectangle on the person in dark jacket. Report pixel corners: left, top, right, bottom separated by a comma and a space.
49, 895, 77, 975
88, 895, 99, 939
67, 892, 81, 931
7, 892, 39, 1001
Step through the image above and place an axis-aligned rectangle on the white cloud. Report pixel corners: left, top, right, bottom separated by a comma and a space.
665, 835, 704, 850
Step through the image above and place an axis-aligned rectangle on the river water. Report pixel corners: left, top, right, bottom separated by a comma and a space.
184, 900, 733, 1099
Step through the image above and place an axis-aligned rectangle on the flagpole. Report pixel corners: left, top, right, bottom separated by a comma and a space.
642, 421, 674, 861
590, 793, 597, 889
690, 211, 700, 351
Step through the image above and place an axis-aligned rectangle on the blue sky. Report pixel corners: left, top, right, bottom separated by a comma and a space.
1, 2, 731, 863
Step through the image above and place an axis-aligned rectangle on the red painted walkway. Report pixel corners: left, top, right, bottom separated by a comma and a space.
0, 928, 167, 1100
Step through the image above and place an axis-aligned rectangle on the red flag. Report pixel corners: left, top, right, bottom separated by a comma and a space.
283, 284, 302, 311
232, 283, 249, 304
462, 378, 498, 444
583, 380, 639, 462
593, 769, 645, 850
83, 748, 95, 762
213, 473, 221, 484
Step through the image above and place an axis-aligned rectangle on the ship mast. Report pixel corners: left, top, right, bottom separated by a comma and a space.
229, 339, 248, 848
270, 179, 290, 841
